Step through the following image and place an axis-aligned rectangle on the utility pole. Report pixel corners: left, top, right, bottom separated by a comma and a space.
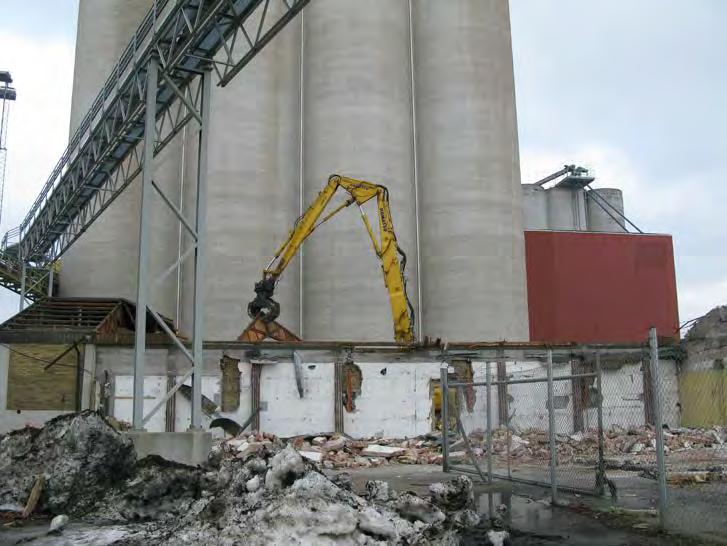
0, 71, 17, 228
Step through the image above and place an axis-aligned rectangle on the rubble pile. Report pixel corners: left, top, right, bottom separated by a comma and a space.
215, 424, 727, 473
0, 413, 502, 545
0, 411, 136, 516
465, 425, 727, 466
217, 431, 449, 470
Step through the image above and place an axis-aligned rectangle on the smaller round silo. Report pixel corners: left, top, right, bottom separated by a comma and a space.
521, 184, 548, 230
546, 187, 587, 231
586, 188, 625, 232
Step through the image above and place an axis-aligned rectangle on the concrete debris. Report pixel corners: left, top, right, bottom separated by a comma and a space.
299, 450, 324, 463
48, 514, 69, 533
361, 444, 406, 458
428, 475, 474, 512
464, 425, 727, 468
245, 475, 261, 493
365, 480, 391, 502
0, 416, 506, 544
264, 445, 307, 491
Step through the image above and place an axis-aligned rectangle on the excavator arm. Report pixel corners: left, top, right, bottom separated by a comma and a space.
247, 174, 415, 344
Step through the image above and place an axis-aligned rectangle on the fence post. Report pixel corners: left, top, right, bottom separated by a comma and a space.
595, 351, 606, 496
547, 348, 558, 502
649, 327, 668, 528
486, 360, 493, 483
440, 363, 450, 472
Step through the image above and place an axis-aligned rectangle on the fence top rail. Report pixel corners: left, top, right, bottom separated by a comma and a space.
448, 372, 599, 389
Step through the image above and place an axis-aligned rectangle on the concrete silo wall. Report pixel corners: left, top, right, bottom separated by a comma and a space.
301, 0, 418, 341
522, 184, 549, 230
179, 4, 303, 340
413, 0, 529, 340
61, 0, 181, 322
587, 188, 625, 232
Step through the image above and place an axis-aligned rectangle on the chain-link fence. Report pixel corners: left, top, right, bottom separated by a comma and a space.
440, 330, 727, 543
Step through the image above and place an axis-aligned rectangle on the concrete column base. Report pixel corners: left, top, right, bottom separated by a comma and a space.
124, 431, 212, 466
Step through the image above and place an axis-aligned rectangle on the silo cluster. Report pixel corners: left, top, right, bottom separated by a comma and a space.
61, 0, 529, 343
522, 184, 625, 232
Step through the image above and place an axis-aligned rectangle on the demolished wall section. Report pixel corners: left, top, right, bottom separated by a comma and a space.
86, 347, 682, 438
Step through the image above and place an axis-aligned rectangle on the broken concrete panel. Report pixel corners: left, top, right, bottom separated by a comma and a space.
299, 450, 323, 462
341, 361, 362, 412
361, 444, 405, 458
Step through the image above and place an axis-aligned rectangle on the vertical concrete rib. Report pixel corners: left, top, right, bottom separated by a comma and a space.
413, 0, 529, 341
181, 4, 302, 340
62, 0, 180, 323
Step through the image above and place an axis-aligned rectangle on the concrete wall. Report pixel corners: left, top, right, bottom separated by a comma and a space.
0, 342, 682, 435
89, 346, 681, 438
414, 0, 528, 341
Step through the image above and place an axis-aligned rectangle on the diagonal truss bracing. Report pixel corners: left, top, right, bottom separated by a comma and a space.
13, 0, 309, 263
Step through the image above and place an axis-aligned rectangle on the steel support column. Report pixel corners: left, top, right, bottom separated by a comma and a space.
485, 361, 493, 483
546, 348, 558, 502
47, 264, 54, 297
132, 57, 158, 430
440, 363, 450, 471
649, 327, 668, 527
190, 69, 211, 430
18, 261, 26, 312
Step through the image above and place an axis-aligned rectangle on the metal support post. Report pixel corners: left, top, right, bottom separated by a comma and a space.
440, 363, 450, 471
132, 57, 158, 430
485, 361, 493, 483
649, 327, 668, 527
47, 264, 54, 297
190, 69, 211, 430
18, 261, 26, 312
595, 352, 606, 495
547, 348, 558, 502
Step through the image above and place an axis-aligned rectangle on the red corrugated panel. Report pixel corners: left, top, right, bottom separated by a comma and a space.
525, 231, 679, 344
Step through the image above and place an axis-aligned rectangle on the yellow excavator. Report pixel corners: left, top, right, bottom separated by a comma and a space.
247, 174, 415, 344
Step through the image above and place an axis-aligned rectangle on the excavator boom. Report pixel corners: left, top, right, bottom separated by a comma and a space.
248, 174, 415, 344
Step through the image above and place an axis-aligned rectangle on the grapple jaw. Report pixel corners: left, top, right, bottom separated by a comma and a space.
247, 276, 280, 322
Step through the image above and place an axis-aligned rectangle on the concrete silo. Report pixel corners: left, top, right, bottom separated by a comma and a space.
180, 5, 302, 340
301, 0, 418, 341
521, 184, 549, 230
586, 188, 626, 232
62, 0, 530, 343
413, 0, 529, 340
546, 187, 588, 231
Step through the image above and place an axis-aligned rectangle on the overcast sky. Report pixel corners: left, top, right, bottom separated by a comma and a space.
0, 0, 724, 326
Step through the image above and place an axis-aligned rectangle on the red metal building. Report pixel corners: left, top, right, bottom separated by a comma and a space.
525, 231, 679, 344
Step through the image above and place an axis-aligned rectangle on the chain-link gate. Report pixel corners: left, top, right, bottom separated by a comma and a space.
440, 349, 607, 500
438, 330, 727, 543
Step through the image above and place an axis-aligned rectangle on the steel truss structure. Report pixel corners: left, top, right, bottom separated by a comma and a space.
13, 0, 309, 265
5, 0, 310, 429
